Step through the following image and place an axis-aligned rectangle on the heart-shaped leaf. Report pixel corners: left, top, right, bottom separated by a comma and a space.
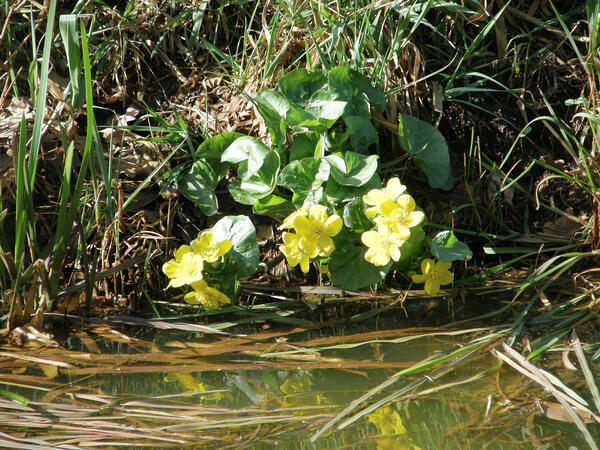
279, 157, 330, 194
210, 215, 259, 279
431, 230, 472, 261
326, 152, 379, 187
330, 238, 390, 290
229, 150, 280, 204
222, 136, 270, 180
399, 114, 453, 190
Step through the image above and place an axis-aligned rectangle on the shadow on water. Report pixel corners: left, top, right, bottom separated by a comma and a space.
0, 297, 597, 448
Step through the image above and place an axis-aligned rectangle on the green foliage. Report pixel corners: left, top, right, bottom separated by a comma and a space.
431, 231, 473, 262
398, 114, 454, 191
209, 215, 259, 279
172, 65, 467, 294
329, 239, 390, 290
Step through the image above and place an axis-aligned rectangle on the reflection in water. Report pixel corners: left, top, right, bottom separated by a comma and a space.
367, 403, 421, 450
1, 326, 595, 448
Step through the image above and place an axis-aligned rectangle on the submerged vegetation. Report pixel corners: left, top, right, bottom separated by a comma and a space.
1, 0, 600, 447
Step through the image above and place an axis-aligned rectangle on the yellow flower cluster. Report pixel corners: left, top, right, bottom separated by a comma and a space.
162, 231, 232, 309
279, 204, 342, 273
361, 178, 424, 266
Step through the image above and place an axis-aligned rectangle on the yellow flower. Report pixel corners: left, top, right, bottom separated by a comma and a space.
184, 280, 231, 309
362, 224, 410, 266
411, 259, 453, 295
162, 245, 204, 287
280, 232, 311, 273
293, 205, 342, 258
279, 205, 309, 229
363, 177, 407, 217
375, 194, 425, 235
191, 231, 232, 263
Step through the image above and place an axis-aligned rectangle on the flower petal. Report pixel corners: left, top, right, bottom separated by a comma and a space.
424, 280, 441, 295
293, 215, 312, 236
412, 274, 426, 283
299, 236, 318, 258
396, 194, 416, 212
309, 204, 328, 223
300, 255, 310, 273
316, 235, 335, 256
421, 259, 434, 274
363, 189, 386, 206
174, 245, 191, 261
361, 230, 381, 247
389, 245, 401, 261
324, 215, 343, 236
385, 178, 407, 199
404, 210, 425, 228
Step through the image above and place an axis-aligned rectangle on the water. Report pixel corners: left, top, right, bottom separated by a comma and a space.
0, 315, 596, 448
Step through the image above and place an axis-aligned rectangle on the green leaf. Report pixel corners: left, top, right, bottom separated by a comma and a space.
343, 199, 372, 233
325, 152, 378, 187
292, 186, 324, 209
396, 226, 425, 264
59, 15, 84, 110
196, 131, 244, 159
0, 389, 29, 405
253, 194, 294, 220
279, 157, 330, 194
328, 66, 386, 110
344, 115, 378, 151
431, 231, 472, 261
398, 114, 453, 190
330, 239, 390, 290
290, 132, 318, 161
229, 150, 280, 204
307, 99, 347, 121
222, 136, 270, 180
286, 103, 343, 133
276, 68, 327, 104
210, 215, 259, 279
324, 173, 381, 204
178, 159, 220, 216
253, 88, 288, 147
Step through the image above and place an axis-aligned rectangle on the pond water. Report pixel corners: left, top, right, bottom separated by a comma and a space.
0, 309, 597, 448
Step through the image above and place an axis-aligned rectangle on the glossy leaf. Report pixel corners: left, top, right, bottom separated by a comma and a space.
290, 132, 318, 161
253, 88, 288, 147
253, 194, 294, 220
398, 114, 453, 190
228, 150, 280, 204
431, 230, 473, 261
344, 115, 378, 151
210, 215, 259, 278
222, 136, 270, 180
328, 66, 386, 110
330, 238, 390, 289
196, 131, 244, 159
324, 173, 381, 204
343, 199, 372, 232
178, 159, 221, 216
276, 68, 327, 104
279, 157, 330, 194
326, 152, 378, 187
